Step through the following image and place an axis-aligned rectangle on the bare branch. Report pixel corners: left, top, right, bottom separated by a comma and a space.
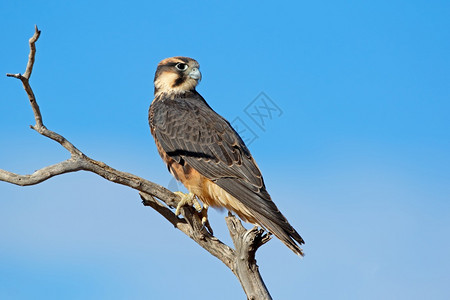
2, 27, 274, 299
6, 26, 43, 129
0, 158, 83, 186
23, 25, 41, 80
227, 214, 273, 300
140, 192, 235, 269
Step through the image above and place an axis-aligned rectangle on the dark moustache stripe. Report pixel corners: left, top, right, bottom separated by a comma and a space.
172, 75, 186, 87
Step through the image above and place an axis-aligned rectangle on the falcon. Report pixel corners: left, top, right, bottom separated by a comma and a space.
148, 57, 305, 256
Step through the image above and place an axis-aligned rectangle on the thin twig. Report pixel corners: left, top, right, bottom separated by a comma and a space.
23, 25, 41, 80
6, 25, 43, 129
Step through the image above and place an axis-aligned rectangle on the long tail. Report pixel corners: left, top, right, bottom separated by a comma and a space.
252, 208, 305, 257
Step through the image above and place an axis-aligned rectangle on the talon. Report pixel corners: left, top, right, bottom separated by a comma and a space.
174, 191, 202, 216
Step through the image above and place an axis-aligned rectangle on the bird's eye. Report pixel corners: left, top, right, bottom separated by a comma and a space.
175, 63, 188, 71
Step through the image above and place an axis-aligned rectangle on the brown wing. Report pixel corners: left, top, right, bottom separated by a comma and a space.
149, 91, 304, 255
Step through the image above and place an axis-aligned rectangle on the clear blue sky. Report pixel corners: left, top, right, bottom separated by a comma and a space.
1, 1, 449, 299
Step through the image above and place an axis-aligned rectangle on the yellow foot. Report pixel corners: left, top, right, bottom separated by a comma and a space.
174, 192, 202, 216
200, 204, 214, 235
199, 204, 209, 226
174, 192, 214, 234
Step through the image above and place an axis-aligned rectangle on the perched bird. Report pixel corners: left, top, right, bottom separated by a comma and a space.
148, 56, 305, 256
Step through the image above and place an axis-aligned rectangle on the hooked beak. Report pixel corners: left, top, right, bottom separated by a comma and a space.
189, 68, 201, 80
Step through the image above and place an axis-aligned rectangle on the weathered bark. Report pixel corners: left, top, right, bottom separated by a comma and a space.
0, 26, 273, 299
227, 214, 273, 300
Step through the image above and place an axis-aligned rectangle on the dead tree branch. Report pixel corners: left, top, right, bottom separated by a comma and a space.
0, 27, 273, 299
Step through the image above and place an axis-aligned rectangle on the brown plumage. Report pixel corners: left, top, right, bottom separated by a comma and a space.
148, 56, 305, 256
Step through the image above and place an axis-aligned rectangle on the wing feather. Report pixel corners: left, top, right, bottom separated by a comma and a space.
149, 91, 304, 255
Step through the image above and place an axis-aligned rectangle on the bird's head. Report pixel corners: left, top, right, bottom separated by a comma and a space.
154, 56, 201, 96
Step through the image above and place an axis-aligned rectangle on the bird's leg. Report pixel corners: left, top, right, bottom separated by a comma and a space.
200, 204, 213, 235
200, 204, 209, 225
174, 191, 202, 216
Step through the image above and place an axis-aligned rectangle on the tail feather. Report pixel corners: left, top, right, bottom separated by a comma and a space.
252, 209, 305, 256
